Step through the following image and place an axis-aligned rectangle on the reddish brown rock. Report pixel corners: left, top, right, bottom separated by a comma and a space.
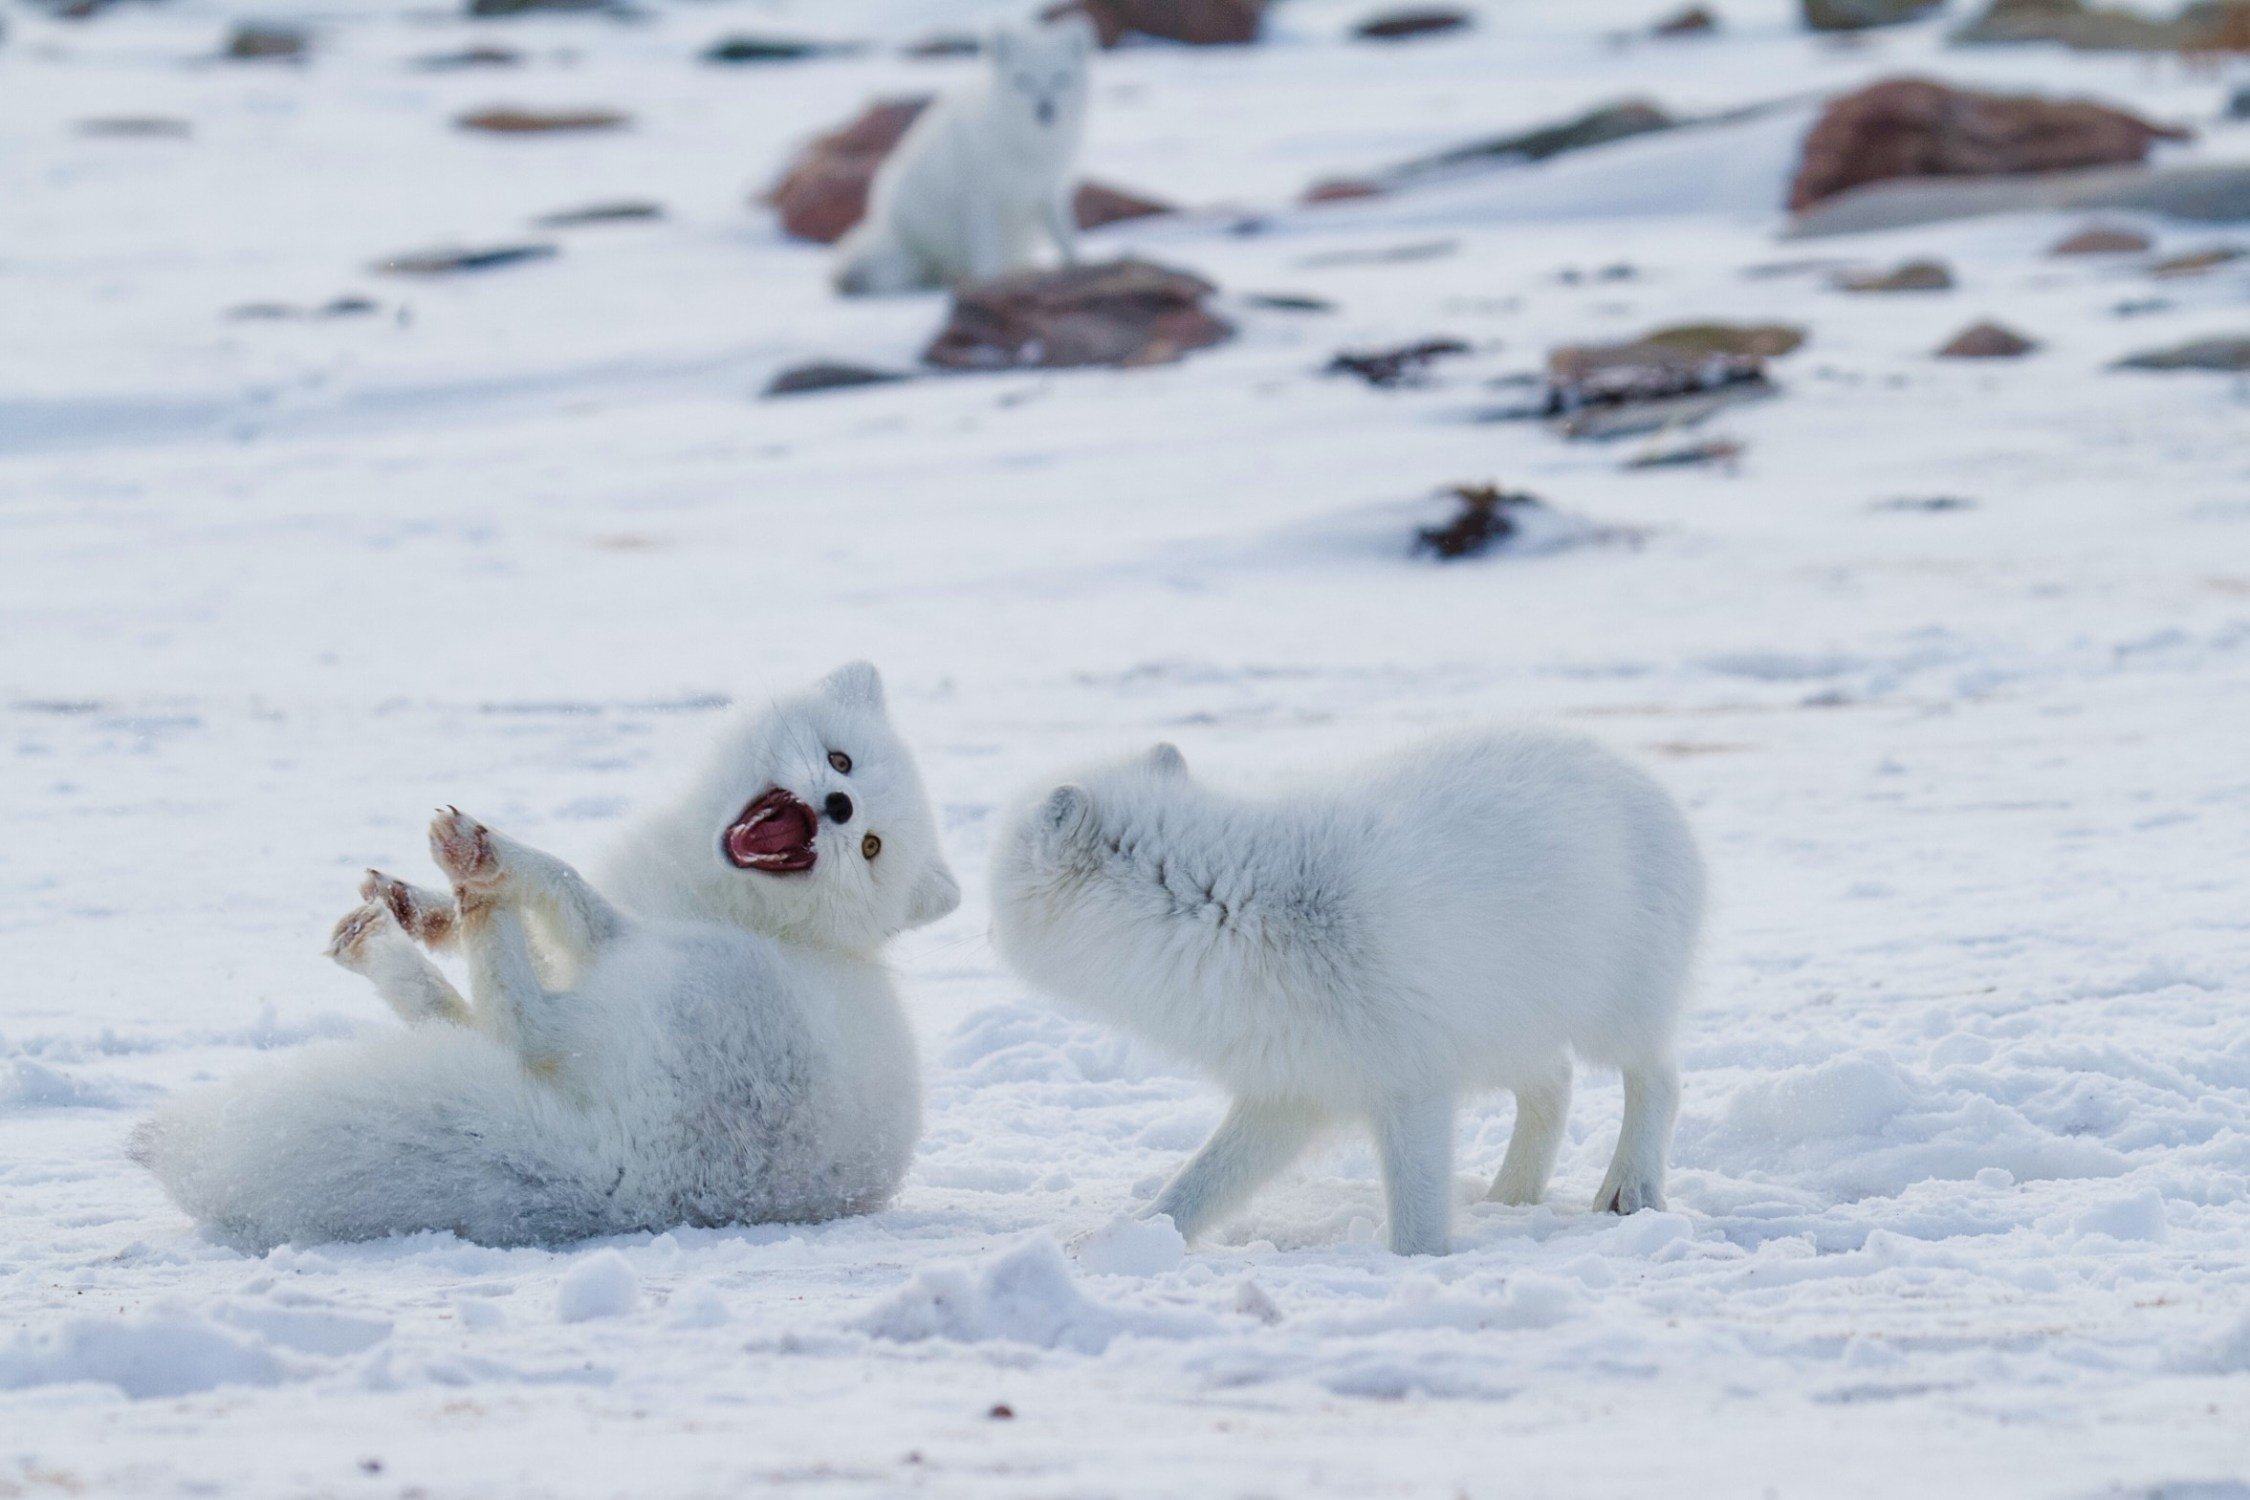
1072, 181, 1174, 229
1302, 177, 1388, 205
1042, 0, 1264, 45
765, 98, 932, 243
1833, 258, 1955, 291
1788, 77, 2189, 212
2150, 245, 2246, 277
768, 98, 1175, 243
924, 259, 1232, 371
1652, 5, 1720, 34
2049, 224, 2152, 254
1935, 320, 2037, 357
456, 106, 628, 134
1354, 8, 1472, 40
1415, 484, 1542, 560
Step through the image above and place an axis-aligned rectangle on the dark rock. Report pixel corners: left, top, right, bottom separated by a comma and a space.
1833, 258, 1954, 291
534, 200, 665, 227
904, 33, 981, 57
226, 296, 383, 320
2231, 83, 2250, 120
924, 259, 1233, 371
1625, 435, 1743, 469
1354, 9, 1472, 41
764, 362, 912, 397
2114, 336, 2250, 370
2050, 224, 2152, 254
1652, 6, 1720, 34
1073, 181, 1174, 229
1872, 495, 1976, 511
1934, 320, 2037, 357
1802, 0, 1939, 29
224, 23, 308, 60
321, 296, 378, 316
1952, 0, 2250, 51
1326, 338, 1471, 387
76, 117, 192, 138
467, 0, 607, 15
1245, 292, 1336, 312
2150, 245, 2245, 277
1788, 77, 2188, 212
412, 45, 524, 69
456, 106, 628, 134
702, 36, 841, 64
374, 243, 558, 276
1417, 100, 1677, 173
1415, 484, 1541, 560
766, 98, 932, 243
1042, 0, 1265, 46
1545, 335, 1778, 439
1638, 322, 1806, 356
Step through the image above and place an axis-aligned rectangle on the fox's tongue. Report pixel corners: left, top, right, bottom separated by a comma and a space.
724, 790, 818, 872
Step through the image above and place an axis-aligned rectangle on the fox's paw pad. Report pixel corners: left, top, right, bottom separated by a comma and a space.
325, 899, 399, 972
428, 808, 502, 895
360, 869, 458, 948
1595, 1176, 1665, 1216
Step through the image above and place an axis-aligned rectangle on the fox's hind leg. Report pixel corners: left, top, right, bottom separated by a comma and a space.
1487, 1060, 1573, 1207
360, 869, 459, 952
325, 899, 471, 1026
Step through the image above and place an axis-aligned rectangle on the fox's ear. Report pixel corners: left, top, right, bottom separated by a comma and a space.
905, 860, 961, 928
1147, 742, 1187, 777
1042, 784, 1093, 842
820, 661, 885, 712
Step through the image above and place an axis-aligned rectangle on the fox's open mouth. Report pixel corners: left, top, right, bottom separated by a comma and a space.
724, 788, 818, 873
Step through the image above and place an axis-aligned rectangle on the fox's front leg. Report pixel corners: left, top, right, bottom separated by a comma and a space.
426, 809, 599, 1074
1044, 192, 1078, 266
325, 898, 471, 1027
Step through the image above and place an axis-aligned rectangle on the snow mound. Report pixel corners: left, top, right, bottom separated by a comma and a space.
861, 1237, 1213, 1354
556, 1251, 639, 1323
1076, 1215, 1187, 1277
0, 1309, 292, 1399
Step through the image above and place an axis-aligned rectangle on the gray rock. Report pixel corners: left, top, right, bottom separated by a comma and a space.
1802, 0, 1939, 30
1787, 161, 2250, 239
2114, 337, 2250, 371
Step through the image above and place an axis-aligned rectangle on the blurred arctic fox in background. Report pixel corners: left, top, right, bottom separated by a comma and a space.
833, 16, 1092, 295
990, 731, 1704, 1256
134, 664, 960, 1251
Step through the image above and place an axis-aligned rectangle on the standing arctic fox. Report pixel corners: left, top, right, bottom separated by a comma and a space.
989, 731, 1703, 1257
133, 664, 961, 1251
831, 18, 1092, 296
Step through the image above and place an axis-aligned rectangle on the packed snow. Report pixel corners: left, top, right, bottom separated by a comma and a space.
4, 0, 2250, 1494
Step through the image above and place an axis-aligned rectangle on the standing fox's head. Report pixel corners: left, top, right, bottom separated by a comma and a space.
987, 15, 1094, 146
612, 663, 960, 955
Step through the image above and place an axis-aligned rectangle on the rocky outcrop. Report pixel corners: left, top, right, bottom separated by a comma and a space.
924, 260, 1232, 371
1788, 78, 2188, 212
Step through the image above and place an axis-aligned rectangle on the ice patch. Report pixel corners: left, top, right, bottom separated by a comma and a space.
555, 1251, 639, 1323
1076, 1215, 1186, 1277
0, 1309, 292, 1399
860, 1237, 1214, 1354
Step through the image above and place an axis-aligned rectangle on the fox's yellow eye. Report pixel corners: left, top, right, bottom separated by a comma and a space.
861, 833, 882, 860
829, 751, 852, 775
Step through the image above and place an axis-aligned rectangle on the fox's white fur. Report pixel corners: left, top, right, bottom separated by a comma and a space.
989, 730, 1704, 1256
832, 18, 1092, 296
133, 663, 960, 1252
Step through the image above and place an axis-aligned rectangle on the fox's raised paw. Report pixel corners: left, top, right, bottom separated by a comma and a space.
428, 808, 503, 897
360, 868, 458, 949
325, 898, 400, 973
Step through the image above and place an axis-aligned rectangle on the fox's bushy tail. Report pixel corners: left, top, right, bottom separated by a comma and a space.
133, 1026, 625, 1251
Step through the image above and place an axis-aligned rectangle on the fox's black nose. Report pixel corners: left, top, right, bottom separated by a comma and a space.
1037, 98, 1056, 126
824, 792, 854, 824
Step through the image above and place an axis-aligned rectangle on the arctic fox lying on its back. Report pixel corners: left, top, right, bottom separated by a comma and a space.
134, 664, 961, 1251
990, 731, 1704, 1256
832, 18, 1091, 296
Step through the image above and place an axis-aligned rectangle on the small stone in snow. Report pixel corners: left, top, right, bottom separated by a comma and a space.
1935, 321, 2037, 358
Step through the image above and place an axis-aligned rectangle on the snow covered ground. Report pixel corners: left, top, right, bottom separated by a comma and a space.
5, 0, 2250, 1493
